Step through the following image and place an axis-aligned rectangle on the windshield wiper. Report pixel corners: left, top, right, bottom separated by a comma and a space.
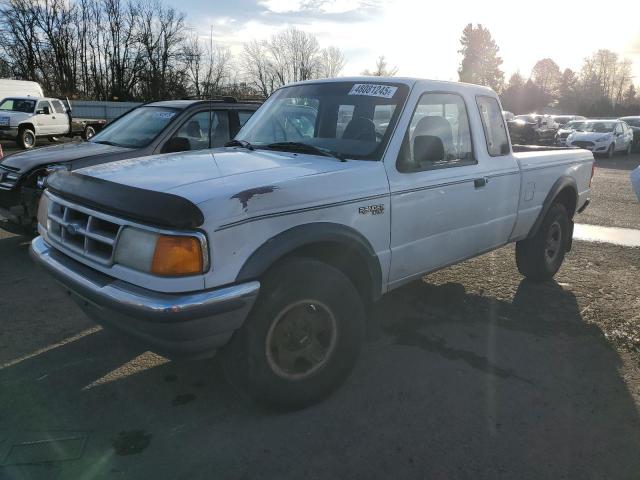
225, 139, 255, 150
264, 142, 347, 162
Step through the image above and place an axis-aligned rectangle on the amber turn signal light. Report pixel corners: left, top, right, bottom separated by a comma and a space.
151, 235, 203, 276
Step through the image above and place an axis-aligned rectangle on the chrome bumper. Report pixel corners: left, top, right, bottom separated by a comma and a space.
30, 236, 260, 358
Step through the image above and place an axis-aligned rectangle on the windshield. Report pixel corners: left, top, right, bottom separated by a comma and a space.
563, 121, 584, 130
622, 118, 640, 127
235, 81, 409, 160
0, 98, 36, 113
577, 121, 616, 133
90, 106, 179, 148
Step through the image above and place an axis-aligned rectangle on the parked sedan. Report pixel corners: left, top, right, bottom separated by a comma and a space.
0, 98, 260, 233
555, 120, 585, 146
566, 119, 634, 158
619, 116, 640, 151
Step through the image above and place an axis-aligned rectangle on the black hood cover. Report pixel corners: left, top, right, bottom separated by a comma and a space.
47, 170, 204, 230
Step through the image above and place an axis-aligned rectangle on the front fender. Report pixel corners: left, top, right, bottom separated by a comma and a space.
235, 222, 383, 301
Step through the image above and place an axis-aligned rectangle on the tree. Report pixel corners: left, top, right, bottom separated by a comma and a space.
457, 23, 504, 91
318, 46, 345, 78
531, 58, 561, 98
241, 40, 275, 98
361, 56, 398, 76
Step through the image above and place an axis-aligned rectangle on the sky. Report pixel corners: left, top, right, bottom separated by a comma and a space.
179, 0, 640, 84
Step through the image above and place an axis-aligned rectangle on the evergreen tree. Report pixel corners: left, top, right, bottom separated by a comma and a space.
457, 23, 504, 91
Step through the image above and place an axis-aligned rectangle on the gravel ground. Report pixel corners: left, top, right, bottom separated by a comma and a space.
577, 153, 640, 229
0, 149, 639, 479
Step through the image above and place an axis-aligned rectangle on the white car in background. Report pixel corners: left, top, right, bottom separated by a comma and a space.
555, 119, 586, 146
566, 119, 634, 158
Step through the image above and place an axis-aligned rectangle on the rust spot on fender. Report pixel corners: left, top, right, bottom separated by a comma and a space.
231, 186, 280, 211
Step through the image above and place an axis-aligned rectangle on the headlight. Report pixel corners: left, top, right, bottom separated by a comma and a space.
114, 227, 206, 276
36, 164, 71, 189
37, 193, 50, 228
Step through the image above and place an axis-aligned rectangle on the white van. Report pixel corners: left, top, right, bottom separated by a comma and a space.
0, 79, 44, 100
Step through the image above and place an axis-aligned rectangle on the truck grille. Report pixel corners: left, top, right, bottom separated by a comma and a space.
44, 194, 123, 265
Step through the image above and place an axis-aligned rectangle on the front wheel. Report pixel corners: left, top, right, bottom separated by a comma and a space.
221, 258, 365, 410
606, 143, 615, 159
516, 203, 570, 282
17, 127, 36, 150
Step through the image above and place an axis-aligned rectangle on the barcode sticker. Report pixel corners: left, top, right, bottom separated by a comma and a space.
348, 84, 397, 98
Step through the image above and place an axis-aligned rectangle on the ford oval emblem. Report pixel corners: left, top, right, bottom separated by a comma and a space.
66, 223, 78, 235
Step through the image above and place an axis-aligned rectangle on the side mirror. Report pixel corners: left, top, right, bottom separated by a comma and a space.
36, 109, 45, 115
413, 135, 444, 164
43, 106, 50, 115
500, 143, 511, 154
163, 136, 191, 153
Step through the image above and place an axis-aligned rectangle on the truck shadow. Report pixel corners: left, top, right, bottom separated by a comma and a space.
1, 236, 639, 478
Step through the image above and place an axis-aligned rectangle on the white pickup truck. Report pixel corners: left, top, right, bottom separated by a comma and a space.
31, 78, 594, 409
0, 97, 105, 149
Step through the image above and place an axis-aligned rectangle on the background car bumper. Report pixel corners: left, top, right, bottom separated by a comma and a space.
30, 236, 260, 359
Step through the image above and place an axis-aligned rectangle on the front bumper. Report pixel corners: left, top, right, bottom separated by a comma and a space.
0, 127, 18, 140
30, 236, 260, 358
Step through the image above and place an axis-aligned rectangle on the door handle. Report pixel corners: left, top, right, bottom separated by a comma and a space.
474, 177, 488, 188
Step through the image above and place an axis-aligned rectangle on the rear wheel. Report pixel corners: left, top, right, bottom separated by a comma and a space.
83, 126, 95, 140
17, 127, 36, 150
516, 203, 570, 282
221, 257, 365, 410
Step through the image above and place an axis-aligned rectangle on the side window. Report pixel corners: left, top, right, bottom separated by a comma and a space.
36, 101, 52, 115
476, 96, 509, 156
336, 104, 355, 138
52, 100, 66, 114
238, 110, 254, 128
615, 123, 623, 134
171, 110, 231, 151
396, 92, 474, 173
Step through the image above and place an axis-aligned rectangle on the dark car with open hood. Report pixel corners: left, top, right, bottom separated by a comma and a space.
0, 98, 260, 233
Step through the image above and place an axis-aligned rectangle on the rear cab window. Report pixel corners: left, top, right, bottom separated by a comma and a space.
476, 96, 510, 156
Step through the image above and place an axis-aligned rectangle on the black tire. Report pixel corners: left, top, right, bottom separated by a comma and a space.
83, 126, 95, 140
17, 127, 36, 150
221, 257, 365, 410
606, 143, 614, 159
516, 203, 570, 282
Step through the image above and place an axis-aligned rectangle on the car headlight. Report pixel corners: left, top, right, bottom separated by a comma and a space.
37, 192, 50, 228
36, 164, 71, 189
114, 227, 207, 276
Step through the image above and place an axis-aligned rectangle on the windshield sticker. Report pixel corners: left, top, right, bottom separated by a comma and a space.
348, 84, 397, 98
155, 112, 176, 119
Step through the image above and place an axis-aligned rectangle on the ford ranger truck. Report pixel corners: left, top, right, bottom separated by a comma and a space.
31, 78, 594, 409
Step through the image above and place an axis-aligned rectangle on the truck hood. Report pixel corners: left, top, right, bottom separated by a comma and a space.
77, 148, 358, 197
73, 147, 389, 231
0, 111, 31, 126
568, 131, 614, 142
1, 141, 133, 173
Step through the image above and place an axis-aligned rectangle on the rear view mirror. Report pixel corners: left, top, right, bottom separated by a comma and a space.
163, 136, 191, 153
413, 135, 444, 163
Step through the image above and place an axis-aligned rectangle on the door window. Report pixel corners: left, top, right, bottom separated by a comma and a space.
396, 92, 474, 172
171, 110, 230, 151
52, 100, 66, 114
36, 101, 52, 115
476, 96, 510, 156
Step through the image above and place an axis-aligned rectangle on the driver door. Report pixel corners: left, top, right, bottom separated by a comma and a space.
34, 101, 55, 135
